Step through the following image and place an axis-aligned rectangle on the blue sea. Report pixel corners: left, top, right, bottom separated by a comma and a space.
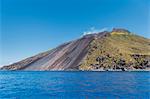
0, 71, 149, 99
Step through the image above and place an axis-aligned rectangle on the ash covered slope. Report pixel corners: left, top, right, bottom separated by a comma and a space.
1, 32, 108, 70
1, 28, 150, 71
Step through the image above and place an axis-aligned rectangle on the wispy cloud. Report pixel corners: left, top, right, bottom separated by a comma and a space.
83, 27, 108, 35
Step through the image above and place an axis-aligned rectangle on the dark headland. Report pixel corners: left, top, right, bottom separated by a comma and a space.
1, 28, 150, 71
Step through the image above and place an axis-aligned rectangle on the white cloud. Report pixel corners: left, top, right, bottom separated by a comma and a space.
83, 27, 108, 36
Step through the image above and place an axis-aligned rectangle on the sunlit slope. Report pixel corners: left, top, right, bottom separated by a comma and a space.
79, 30, 150, 70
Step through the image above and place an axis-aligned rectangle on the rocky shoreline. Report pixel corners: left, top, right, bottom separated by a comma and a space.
1, 68, 150, 71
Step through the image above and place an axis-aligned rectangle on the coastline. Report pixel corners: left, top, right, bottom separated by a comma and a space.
0, 69, 150, 72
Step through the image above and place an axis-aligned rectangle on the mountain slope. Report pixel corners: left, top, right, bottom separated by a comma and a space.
1, 28, 150, 71
79, 29, 150, 71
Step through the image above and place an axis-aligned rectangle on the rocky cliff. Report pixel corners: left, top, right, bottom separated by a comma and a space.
1, 28, 150, 71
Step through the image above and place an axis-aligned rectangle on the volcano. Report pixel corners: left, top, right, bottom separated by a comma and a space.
1, 28, 150, 71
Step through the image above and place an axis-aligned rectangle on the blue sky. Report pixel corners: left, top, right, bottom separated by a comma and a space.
0, 0, 150, 66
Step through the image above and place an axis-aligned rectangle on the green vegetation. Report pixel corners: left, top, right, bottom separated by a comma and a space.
79, 32, 150, 70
